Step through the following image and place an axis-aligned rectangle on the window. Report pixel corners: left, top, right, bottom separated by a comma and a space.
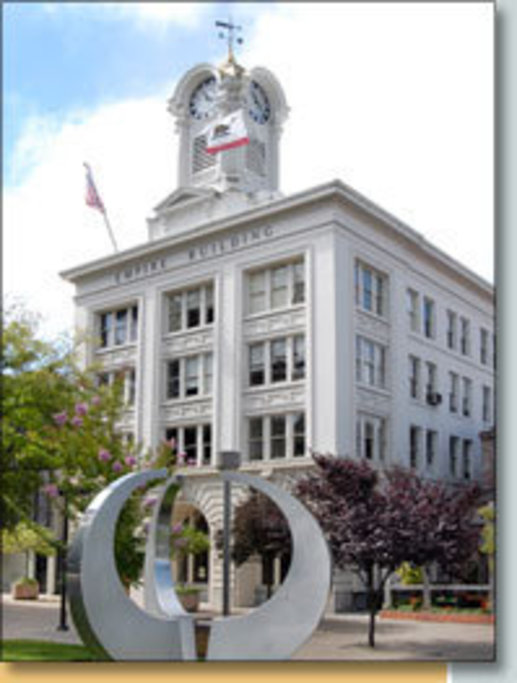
407, 289, 420, 332
249, 343, 265, 386
126, 368, 136, 406
185, 357, 199, 396
249, 418, 264, 461
292, 335, 306, 381
247, 259, 305, 315
247, 413, 306, 462
426, 430, 437, 469
166, 353, 212, 400
271, 266, 288, 309
460, 317, 470, 356
292, 261, 305, 304
271, 339, 287, 383
409, 356, 421, 399
356, 414, 386, 462
165, 283, 215, 333
409, 425, 421, 469
355, 261, 387, 317
167, 360, 180, 399
446, 311, 457, 350
423, 297, 436, 339
425, 362, 437, 397
270, 415, 286, 459
183, 426, 198, 464
356, 336, 386, 388
95, 368, 136, 405
482, 385, 492, 423
293, 413, 305, 457
462, 377, 472, 417
247, 336, 305, 387
98, 304, 138, 349
449, 372, 459, 413
480, 328, 489, 366
202, 425, 212, 465
462, 439, 472, 480
449, 436, 460, 477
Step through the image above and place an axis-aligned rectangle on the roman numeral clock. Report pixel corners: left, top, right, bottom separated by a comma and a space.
167, 54, 289, 199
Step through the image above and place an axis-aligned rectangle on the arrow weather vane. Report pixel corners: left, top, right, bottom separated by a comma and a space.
216, 19, 243, 62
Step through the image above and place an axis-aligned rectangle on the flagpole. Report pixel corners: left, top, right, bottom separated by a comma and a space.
102, 211, 118, 253
83, 162, 118, 253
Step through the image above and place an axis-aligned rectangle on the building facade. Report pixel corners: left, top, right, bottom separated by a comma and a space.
60, 54, 495, 610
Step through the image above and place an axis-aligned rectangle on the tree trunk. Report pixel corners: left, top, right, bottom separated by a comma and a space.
366, 565, 376, 648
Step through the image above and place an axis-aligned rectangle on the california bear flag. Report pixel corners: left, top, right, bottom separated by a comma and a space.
204, 110, 250, 154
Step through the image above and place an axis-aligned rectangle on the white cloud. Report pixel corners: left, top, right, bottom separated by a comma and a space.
5, 3, 493, 341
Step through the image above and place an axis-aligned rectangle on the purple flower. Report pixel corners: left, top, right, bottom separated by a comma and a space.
112, 461, 123, 473
171, 522, 183, 534
186, 458, 196, 467
98, 448, 111, 462
142, 521, 150, 535
71, 415, 83, 428
53, 412, 67, 427
75, 402, 88, 416
143, 497, 157, 508
177, 452, 186, 465
91, 395, 101, 406
43, 483, 59, 499
124, 455, 136, 467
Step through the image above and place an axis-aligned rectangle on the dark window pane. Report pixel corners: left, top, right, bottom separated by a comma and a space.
202, 424, 211, 465
115, 309, 128, 345
271, 339, 287, 383
184, 427, 197, 464
249, 418, 263, 461
167, 360, 180, 399
249, 343, 265, 386
205, 285, 215, 324
271, 415, 286, 458
187, 290, 201, 328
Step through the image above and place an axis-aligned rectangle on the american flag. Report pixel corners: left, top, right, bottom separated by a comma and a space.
84, 163, 106, 214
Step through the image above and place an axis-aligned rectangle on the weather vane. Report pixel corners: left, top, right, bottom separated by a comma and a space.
216, 19, 243, 62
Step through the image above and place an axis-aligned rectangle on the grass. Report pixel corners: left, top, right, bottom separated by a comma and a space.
1, 639, 95, 662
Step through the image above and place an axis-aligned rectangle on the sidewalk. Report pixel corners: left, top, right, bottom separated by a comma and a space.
1, 594, 495, 661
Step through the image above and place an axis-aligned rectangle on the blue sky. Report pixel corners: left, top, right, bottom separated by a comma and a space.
4, 2, 493, 339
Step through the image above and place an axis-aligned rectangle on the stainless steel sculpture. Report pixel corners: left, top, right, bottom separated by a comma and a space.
68, 468, 332, 661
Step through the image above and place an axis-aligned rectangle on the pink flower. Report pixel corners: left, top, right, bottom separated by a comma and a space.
112, 461, 123, 473
177, 452, 186, 465
143, 497, 157, 508
98, 448, 111, 462
186, 458, 196, 467
75, 402, 88, 416
71, 416, 83, 428
91, 395, 101, 406
124, 455, 136, 467
53, 412, 67, 426
43, 483, 59, 499
171, 522, 183, 534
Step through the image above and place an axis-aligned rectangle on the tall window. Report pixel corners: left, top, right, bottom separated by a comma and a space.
425, 361, 437, 398
446, 310, 457, 350
247, 259, 305, 315
203, 353, 213, 395
249, 418, 264, 461
166, 353, 212, 400
202, 425, 212, 465
98, 304, 138, 349
184, 426, 197, 462
126, 368, 136, 406
423, 297, 436, 339
249, 343, 265, 386
425, 430, 437, 469
293, 413, 305, 457
355, 261, 387, 317
460, 317, 470, 356
480, 328, 489, 366
482, 385, 492, 423
449, 372, 459, 413
165, 424, 212, 467
165, 283, 215, 334
462, 377, 472, 417
409, 425, 421, 469
167, 360, 180, 399
462, 439, 472, 480
356, 414, 386, 462
271, 339, 287, 383
292, 335, 306, 381
449, 436, 460, 477
185, 357, 199, 396
356, 336, 386, 388
247, 336, 305, 387
407, 289, 419, 332
270, 415, 286, 458
409, 355, 421, 399
247, 413, 306, 462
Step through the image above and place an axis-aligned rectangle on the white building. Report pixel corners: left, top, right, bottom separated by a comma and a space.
60, 51, 494, 610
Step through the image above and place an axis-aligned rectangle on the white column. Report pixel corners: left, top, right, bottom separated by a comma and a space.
140, 288, 161, 450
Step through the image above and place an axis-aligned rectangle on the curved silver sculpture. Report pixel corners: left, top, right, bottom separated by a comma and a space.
207, 471, 332, 660
67, 469, 196, 660
68, 468, 331, 661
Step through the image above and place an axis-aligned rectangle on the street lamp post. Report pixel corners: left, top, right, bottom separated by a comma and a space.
57, 494, 69, 631
217, 451, 241, 617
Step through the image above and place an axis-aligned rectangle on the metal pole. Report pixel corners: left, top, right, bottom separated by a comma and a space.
103, 212, 119, 253
222, 478, 231, 616
57, 502, 69, 631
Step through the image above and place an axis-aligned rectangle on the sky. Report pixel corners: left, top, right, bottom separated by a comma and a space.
4, 2, 494, 341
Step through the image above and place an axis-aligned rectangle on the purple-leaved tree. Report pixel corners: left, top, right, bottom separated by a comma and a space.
295, 455, 481, 647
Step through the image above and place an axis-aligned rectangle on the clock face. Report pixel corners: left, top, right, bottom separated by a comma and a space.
248, 81, 271, 124
189, 76, 217, 120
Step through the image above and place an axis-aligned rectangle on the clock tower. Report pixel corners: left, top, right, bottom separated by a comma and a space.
147, 41, 289, 240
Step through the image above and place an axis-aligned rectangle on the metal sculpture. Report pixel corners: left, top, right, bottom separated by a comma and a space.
68, 468, 332, 660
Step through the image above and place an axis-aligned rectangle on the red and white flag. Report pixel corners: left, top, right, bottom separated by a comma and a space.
84, 162, 106, 214
204, 110, 249, 154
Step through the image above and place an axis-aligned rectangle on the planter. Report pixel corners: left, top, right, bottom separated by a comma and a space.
12, 580, 39, 600
178, 589, 201, 613
380, 609, 494, 624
